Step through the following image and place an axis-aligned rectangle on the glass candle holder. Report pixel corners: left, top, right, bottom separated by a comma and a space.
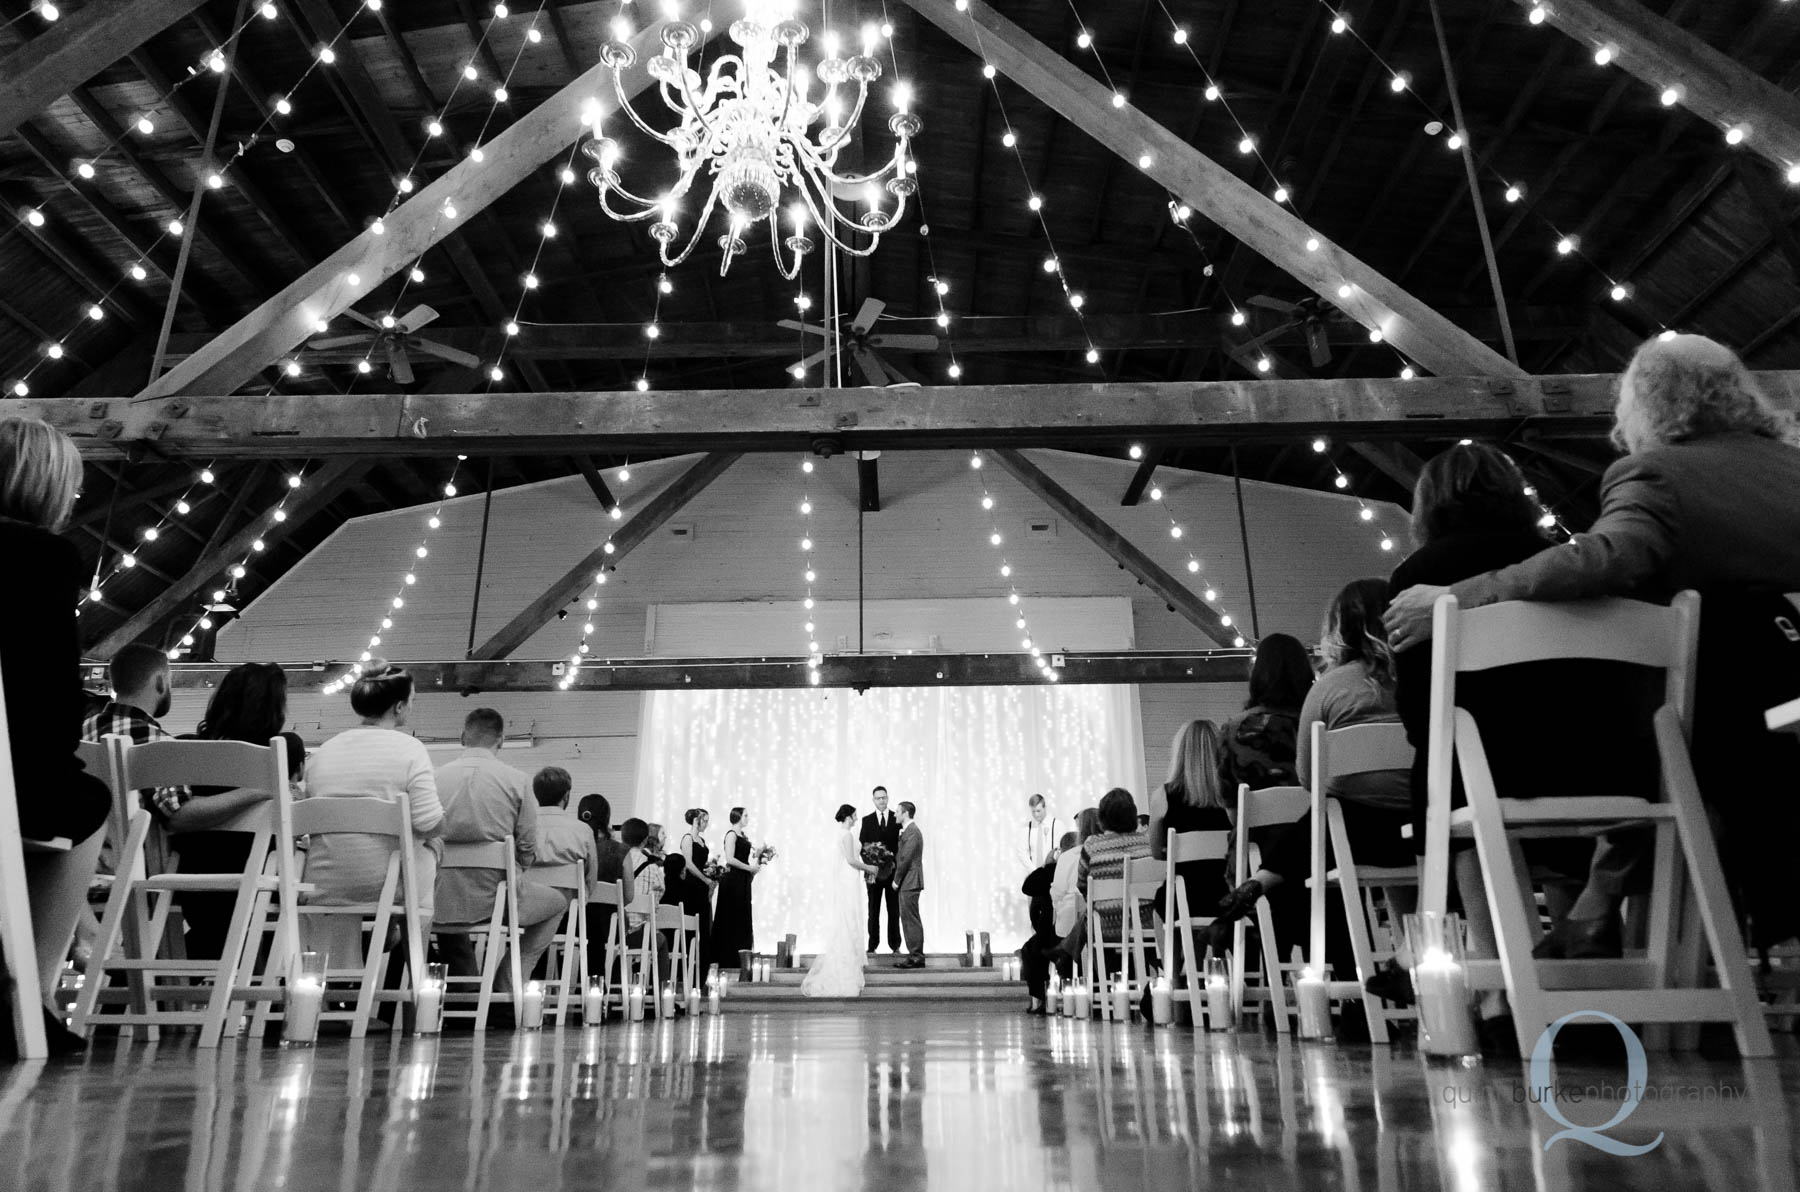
1403, 911, 1479, 1059
416, 962, 446, 1034
1204, 956, 1232, 1031
1294, 967, 1332, 1040
285, 951, 326, 1045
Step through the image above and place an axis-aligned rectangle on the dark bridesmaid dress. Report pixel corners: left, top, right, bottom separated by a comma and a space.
682, 833, 716, 977
711, 832, 755, 963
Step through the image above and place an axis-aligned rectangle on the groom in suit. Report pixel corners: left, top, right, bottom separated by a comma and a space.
894, 802, 925, 968
861, 786, 902, 954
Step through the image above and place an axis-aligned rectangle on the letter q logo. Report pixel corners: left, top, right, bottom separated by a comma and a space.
1529, 1011, 1664, 1156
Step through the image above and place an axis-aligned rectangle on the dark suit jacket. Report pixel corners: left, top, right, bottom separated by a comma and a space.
894, 822, 924, 891
860, 810, 900, 883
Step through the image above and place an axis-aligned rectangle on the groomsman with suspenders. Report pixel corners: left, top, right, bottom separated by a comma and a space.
1021, 794, 1063, 874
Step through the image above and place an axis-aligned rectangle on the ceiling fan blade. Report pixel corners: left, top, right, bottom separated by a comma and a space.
1247, 295, 1300, 314
1236, 320, 1301, 354
342, 308, 383, 330
776, 319, 831, 338
410, 338, 481, 369
1305, 322, 1332, 368
307, 334, 374, 350
851, 346, 891, 387
386, 340, 415, 386
850, 298, 885, 335
398, 304, 439, 333
867, 333, 939, 352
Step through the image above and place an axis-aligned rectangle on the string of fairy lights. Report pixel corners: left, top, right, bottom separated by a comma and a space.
968, 451, 1059, 682
554, 462, 637, 692
797, 456, 825, 685
1122, 444, 1250, 647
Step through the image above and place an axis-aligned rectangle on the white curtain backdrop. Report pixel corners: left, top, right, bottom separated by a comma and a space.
635, 684, 1146, 953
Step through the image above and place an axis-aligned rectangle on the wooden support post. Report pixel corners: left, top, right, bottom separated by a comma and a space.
88, 460, 369, 657
133, 20, 693, 400
989, 449, 1239, 647
896, 0, 1524, 379
0, 0, 209, 139
571, 457, 618, 512
1505, 0, 1800, 177
470, 453, 740, 659
1120, 450, 1161, 506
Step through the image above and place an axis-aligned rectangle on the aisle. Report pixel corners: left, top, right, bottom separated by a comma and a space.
2, 1012, 1795, 1191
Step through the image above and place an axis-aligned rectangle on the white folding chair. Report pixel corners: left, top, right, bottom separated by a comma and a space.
1420, 592, 1772, 1058
243, 795, 427, 1039
1162, 827, 1231, 1026
1084, 867, 1161, 1021
649, 904, 691, 1017
535, 861, 587, 1026
682, 912, 701, 995
1231, 783, 1310, 1033
586, 878, 628, 1020
433, 837, 523, 1030
1308, 721, 1419, 1043
73, 736, 297, 1047
0, 665, 51, 1057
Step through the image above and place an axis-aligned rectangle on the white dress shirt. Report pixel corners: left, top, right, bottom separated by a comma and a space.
1022, 814, 1064, 872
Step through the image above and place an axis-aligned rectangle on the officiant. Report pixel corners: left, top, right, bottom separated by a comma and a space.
861, 786, 903, 955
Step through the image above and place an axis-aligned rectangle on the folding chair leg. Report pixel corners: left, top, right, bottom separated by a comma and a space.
1330, 808, 1390, 1044
1257, 900, 1290, 1033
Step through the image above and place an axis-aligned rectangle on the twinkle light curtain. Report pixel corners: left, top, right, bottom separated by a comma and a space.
635, 684, 1147, 953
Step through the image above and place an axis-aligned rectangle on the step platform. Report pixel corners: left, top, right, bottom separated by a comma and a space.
723, 953, 1024, 1007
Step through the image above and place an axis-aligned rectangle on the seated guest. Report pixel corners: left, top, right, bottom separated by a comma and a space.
432, 708, 537, 981
578, 794, 633, 975
621, 818, 664, 941
1075, 788, 1152, 965
1020, 819, 1090, 1013
1207, 580, 1414, 950
301, 664, 443, 967
1149, 720, 1233, 926
82, 643, 181, 849
0, 417, 110, 1051
168, 662, 307, 960
1219, 633, 1313, 792
1386, 336, 1800, 950
523, 767, 597, 980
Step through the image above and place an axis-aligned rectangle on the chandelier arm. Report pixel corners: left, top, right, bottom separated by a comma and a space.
658, 183, 727, 271
598, 189, 665, 222
670, 54, 721, 144
817, 84, 872, 152
611, 65, 684, 146
600, 174, 686, 216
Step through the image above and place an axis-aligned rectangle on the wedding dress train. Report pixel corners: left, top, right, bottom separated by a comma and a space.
800, 827, 867, 998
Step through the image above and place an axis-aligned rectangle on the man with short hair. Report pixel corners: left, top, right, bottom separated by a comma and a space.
1021, 794, 1063, 875
893, 801, 926, 968
82, 643, 183, 824
860, 786, 902, 955
432, 708, 538, 982
521, 766, 595, 981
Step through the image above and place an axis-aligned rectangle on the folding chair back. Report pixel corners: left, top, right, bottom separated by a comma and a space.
1231, 784, 1308, 1032
1309, 721, 1417, 1042
1164, 828, 1230, 1022
75, 736, 296, 1047
1421, 592, 1770, 1058
534, 862, 586, 1024
587, 878, 627, 1019
434, 837, 523, 1029
651, 904, 691, 1015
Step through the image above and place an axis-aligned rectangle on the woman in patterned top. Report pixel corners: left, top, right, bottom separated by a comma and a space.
1217, 633, 1313, 794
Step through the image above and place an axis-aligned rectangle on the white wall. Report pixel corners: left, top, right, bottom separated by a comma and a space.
192, 449, 1404, 818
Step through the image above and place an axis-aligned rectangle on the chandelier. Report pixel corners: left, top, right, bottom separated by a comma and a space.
582, 1, 922, 278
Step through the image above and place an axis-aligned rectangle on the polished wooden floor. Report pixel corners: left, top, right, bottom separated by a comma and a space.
3, 1012, 1798, 1191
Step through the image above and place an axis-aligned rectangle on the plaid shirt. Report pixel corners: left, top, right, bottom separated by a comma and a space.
81, 701, 188, 822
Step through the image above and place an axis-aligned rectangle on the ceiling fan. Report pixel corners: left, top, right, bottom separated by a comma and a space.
305, 305, 480, 384
778, 298, 939, 386
1234, 294, 1343, 368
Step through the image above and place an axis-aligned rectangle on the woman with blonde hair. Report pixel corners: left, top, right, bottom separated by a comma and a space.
0, 417, 110, 1050
1386, 333, 1800, 949
1148, 719, 1233, 915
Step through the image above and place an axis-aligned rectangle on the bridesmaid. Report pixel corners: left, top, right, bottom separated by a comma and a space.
711, 807, 761, 966
678, 808, 718, 978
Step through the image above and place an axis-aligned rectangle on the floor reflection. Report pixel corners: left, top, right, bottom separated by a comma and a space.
2, 1013, 1796, 1192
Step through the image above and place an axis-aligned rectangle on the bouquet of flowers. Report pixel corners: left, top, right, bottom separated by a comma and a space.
861, 842, 893, 868
755, 844, 778, 866
703, 858, 727, 881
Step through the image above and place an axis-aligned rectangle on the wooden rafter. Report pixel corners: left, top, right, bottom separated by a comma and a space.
989, 449, 1239, 647
0, 0, 210, 139
26, 371, 1800, 460
134, 20, 689, 401
896, 0, 1522, 379
470, 453, 740, 660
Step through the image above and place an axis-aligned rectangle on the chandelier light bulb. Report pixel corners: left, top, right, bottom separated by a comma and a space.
9, 381, 25, 397
1360, 507, 1375, 522
1368, 327, 1384, 343
934, 279, 949, 296
1204, 587, 1217, 601
636, 377, 649, 392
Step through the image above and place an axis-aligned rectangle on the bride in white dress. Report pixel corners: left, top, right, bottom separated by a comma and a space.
801, 803, 879, 998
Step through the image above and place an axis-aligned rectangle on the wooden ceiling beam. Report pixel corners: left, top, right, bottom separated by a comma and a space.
894, 0, 1521, 378
3, 189, 156, 329
1119, 449, 1162, 507
570, 456, 619, 512
1504, 0, 1800, 177
87, 459, 371, 657
0, 0, 210, 139
470, 452, 740, 659
29, 371, 1780, 459
134, 21, 689, 401
154, 650, 1253, 693
12, 125, 188, 291
990, 449, 1237, 647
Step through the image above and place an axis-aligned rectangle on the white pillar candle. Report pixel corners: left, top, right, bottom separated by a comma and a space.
628, 983, 646, 1021
1204, 973, 1232, 1032
660, 983, 676, 1018
1072, 982, 1091, 1020
583, 980, 604, 1024
521, 981, 545, 1030
1151, 979, 1173, 1026
1295, 969, 1331, 1040
686, 985, 701, 1015
1413, 949, 1479, 1057
284, 977, 324, 1045
416, 980, 444, 1035
708, 985, 721, 1014
1110, 980, 1131, 1022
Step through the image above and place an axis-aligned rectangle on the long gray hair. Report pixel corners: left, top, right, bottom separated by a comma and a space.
1613, 334, 1797, 454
